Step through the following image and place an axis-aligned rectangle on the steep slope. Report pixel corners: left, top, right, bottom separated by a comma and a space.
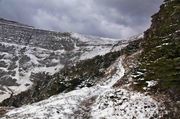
1, 55, 165, 119
1, 36, 168, 119
0, 18, 121, 102
132, 0, 180, 102
135, 0, 180, 91
0, 33, 142, 107
0, 50, 122, 107
126, 0, 180, 118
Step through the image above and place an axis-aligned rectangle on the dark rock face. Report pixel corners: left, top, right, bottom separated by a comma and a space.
134, 0, 180, 96
0, 18, 119, 102
130, 0, 180, 118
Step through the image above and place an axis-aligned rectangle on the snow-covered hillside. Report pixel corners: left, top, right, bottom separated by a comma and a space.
0, 18, 165, 119
1, 56, 165, 119
0, 18, 124, 102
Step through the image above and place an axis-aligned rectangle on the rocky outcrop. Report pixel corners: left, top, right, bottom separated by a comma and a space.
129, 0, 180, 118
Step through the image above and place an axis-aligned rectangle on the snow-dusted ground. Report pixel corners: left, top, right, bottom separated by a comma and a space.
91, 89, 162, 119
2, 56, 165, 119
0, 32, 121, 102
0, 42, 64, 102
0, 18, 122, 103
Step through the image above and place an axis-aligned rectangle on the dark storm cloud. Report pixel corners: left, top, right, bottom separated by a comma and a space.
0, 0, 163, 38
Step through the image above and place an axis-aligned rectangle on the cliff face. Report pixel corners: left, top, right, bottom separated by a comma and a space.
131, 0, 180, 117
134, 0, 180, 97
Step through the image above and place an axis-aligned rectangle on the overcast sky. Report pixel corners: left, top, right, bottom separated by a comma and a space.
0, 0, 163, 39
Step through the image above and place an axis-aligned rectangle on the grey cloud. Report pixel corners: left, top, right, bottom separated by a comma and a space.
0, 0, 163, 39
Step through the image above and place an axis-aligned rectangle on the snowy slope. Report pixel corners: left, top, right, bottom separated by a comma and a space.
0, 19, 124, 102
0, 18, 164, 119
71, 33, 120, 60
1, 56, 165, 119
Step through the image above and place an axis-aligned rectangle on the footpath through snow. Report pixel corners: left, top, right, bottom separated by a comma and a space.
1, 56, 165, 119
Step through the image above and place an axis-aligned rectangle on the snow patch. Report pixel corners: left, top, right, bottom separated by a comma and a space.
80, 46, 112, 60
146, 80, 158, 87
